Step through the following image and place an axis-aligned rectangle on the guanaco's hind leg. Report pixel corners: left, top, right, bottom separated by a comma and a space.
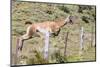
17, 26, 33, 51
19, 34, 31, 50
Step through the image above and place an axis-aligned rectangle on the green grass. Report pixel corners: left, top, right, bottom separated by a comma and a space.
11, 0, 96, 65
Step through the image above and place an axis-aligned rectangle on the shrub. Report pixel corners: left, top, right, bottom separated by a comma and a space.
51, 50, 67, 63
58, 5, 70, 13
82, 16, 89, 23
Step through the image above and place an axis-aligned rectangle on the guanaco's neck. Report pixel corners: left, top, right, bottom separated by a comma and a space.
57, 16, 69, 28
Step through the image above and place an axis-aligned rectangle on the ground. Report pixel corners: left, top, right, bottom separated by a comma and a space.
11, 0, 96, 65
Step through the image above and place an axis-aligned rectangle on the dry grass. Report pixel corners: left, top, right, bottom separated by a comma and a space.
11, 0, 96, 65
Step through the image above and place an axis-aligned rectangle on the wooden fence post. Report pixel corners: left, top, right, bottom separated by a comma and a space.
64, 32, 69, 56
44, 31, 49, 60
15, 38, 20, 64
80, 27, 84, 51
37, 27, 49, 61
79, 27, 84, 60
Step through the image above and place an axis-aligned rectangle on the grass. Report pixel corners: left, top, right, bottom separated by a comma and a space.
11, 0, 96, 65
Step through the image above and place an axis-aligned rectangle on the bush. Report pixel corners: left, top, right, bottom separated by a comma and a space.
27, 50, 48, 64
51, 50, 67, 63
82, 16, 89, 23
78, 5, 92, 13
58, 5, 70, 13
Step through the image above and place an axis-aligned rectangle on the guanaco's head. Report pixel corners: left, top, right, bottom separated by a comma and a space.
65, 15, 78, 24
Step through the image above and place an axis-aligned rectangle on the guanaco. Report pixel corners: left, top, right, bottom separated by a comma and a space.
17, 15, 75, 51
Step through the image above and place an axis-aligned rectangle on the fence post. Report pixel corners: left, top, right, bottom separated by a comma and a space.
79, 26, 84, 58
15, 38, 20, 64
44, 31, 49, 60
37, 27, 49, 61
64, 31, 69, 56
80, 27, 84, 51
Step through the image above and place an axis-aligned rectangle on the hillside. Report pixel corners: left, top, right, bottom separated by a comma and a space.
11, 0, 96, 65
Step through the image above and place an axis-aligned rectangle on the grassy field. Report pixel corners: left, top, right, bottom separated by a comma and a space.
11, 0, 96, 65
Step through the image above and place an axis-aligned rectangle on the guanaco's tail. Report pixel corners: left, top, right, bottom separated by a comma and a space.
25, 21, 32, 25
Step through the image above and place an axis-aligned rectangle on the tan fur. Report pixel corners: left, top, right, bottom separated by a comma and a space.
27, 19, 68, 35
18, 16, 71, 51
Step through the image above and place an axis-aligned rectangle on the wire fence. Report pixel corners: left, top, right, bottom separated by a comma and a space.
14, 26, 95, 64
